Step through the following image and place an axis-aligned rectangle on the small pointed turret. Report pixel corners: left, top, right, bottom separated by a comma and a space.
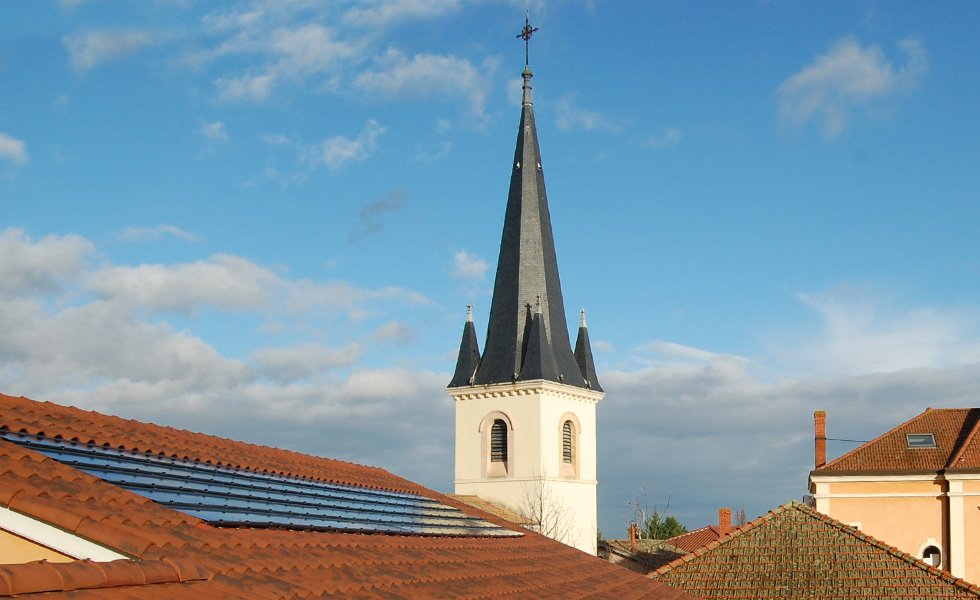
449, 305, 481, 387
574, 309, 602, 391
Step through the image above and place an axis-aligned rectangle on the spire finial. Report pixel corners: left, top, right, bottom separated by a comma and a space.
580, 308, 587, 328
516, 8, 538, 68
466, 304, 474, 323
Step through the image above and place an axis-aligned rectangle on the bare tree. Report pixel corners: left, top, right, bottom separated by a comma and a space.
625, 485, 687, 540
517, 480, 577, 545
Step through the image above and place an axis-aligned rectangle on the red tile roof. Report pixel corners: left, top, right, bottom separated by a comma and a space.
0, 393, 696, 599
664, 526, 722, 553
816, 408, 980, 473
650, 502, 980, 599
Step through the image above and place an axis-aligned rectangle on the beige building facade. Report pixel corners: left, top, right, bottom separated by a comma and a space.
809, 409, 980, 582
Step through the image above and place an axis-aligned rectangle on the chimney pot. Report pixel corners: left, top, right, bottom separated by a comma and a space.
814, 410, 827, 468
718, 508, 732, 535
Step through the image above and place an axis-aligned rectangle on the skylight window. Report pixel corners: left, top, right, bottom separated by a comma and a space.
3, 431, 521, 538
906, 433, 937, 449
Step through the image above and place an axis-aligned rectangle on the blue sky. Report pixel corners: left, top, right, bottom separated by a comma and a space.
3, 0, 980, 537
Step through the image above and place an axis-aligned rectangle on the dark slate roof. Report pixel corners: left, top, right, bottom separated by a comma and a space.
449, 67, 597, 391
574, 310, 602, 392
650, 502, 980, 600
814, 408, 980, 474
448, 306, 481, 387
0, 392, 696, 599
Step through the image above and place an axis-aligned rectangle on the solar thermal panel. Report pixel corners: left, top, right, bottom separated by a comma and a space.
2, 430, 521, 538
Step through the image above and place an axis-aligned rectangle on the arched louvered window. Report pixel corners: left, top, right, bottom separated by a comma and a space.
562, 420, 574, 464
490, 419, 508, 463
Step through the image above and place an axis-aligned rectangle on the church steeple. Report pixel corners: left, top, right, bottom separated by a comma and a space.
448, 40, 599, 391
449, 19, 604, 555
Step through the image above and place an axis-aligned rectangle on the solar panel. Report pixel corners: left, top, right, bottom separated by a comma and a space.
2, 431, 521, 538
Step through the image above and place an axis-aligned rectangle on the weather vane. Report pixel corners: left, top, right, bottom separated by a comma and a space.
516, 9, 538, 67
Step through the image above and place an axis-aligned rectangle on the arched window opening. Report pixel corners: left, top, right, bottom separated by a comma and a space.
490, 419, 508, 463
562, 420, 574, 464
923, 545, 942, 567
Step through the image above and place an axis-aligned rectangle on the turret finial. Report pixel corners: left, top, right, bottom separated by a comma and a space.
466, 304, 474, 323
580, 308, 587, 328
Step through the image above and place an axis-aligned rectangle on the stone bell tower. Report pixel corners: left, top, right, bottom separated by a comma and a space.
447, 25, 604, 554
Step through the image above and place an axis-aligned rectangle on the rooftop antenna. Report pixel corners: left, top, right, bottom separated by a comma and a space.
516, 7, 538, 67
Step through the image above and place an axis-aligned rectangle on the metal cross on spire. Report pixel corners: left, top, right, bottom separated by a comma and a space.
516, 10, 538, 66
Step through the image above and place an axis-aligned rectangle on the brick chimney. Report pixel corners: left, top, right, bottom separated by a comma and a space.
718, 508, 731, 536
629, 522, 638, 553
814, 410, 827, 468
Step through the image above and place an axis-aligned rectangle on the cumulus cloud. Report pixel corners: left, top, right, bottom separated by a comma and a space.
778, 37, 928, 137
0, 133, 28, 164
355, 49, 496, 115
554, 95, 620, 132
598, 348, 980, 534
118, 225, 201, 243
207, 19, 361, 102
63, 30, 157, 70
251, 342, 361, 382
0, 227, 449, 488
88, 255, 281, 314
0, 229, 92, 295
452, 250, 489, 281
312, 119, 386, 171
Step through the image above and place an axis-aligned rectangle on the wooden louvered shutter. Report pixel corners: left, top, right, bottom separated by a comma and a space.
562, 420, 573, 463
491, 420, 507, 462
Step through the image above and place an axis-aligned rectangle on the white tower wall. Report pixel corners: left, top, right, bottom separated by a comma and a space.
451, 380, 603, 554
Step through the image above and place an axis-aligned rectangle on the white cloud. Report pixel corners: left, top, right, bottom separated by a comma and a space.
203, 16, 361, 103
0, 133, 28, 164
788, 286, 980, 375
355, 49, 496, 116
371, 321, 416, 345
251, 342, 361, 381
778, 37, 928, 137
342, 0, 459, 29
648, 127, 681, 149
88, 254, 280, 313
118, 225, 201, 243
200, 121, 229, 143
216, 73, 277, 102
554, 95, 619, 132
0, 228, 447, 489
313, 119, 386, 171
452, 250, 489, 281
63, 30, 157, 70
0, 229, 92, 295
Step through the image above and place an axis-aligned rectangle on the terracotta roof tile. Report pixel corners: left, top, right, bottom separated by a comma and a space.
0, 393, 696, 599
651, 502, 980, 599
664, 525, 723, 553
817, 408, 980, 473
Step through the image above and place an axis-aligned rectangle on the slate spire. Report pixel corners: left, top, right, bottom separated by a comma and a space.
446, 59, 597, 390
449, 305, 481, 387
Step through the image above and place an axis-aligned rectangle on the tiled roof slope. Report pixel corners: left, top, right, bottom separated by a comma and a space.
665, 526, 722, 553
650, 502, 980, 600
0, 393, 695, 599
817, 407, 980, 473
601, 539, 686, 571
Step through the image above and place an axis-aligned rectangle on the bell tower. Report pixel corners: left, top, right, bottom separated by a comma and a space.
448, 20, 603, 554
